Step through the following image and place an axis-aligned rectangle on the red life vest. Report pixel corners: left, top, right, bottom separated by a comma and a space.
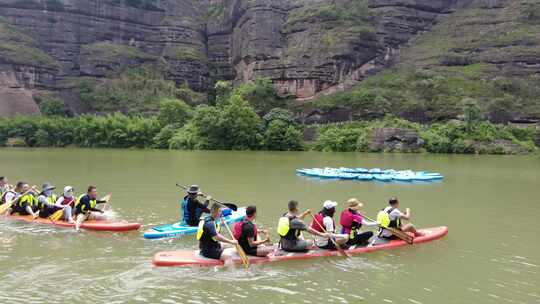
61, 196, 75, 206
310, 212, 335, 233
233, 218, 257, 240
340, 209, 363, 234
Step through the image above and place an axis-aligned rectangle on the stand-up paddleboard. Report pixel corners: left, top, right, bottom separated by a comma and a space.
5, 214, 141, 232
144, 207, 246, 239
153, 226, 448, 267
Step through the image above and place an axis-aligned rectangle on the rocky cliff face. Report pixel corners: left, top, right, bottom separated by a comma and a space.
0, 0, 537, 117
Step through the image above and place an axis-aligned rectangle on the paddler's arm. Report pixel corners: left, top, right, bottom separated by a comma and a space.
298, 209, 310, 220
88, 207, 104, 213
361, 219, 379, 227
248, 229, 270, 246
400, 208, 411, 221
215, 233, 237, 245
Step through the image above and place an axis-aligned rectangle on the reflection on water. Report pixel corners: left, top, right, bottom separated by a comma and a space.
0, 149, 538, 304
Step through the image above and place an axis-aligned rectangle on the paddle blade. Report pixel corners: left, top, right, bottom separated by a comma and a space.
389, 227, 414, 244
101, 194, 112, 203
235, 244, 250, 269
49, 210, 63, 222
0, 202, 12, 215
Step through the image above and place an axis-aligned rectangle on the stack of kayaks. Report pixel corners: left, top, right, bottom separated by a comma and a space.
296, 167, 443, 182
5, 214, 141, 232
152, 226, 448, 267
143, 207, 247, 239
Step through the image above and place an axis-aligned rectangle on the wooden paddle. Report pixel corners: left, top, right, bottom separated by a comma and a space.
363, 215, 414, 245
49, 208, 64, 222
307, 211, 351, 258
222, 219, 250, 269
0, 186, 38, 215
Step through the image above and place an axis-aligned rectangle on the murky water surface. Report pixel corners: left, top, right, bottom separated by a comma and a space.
0, 149, 538, 304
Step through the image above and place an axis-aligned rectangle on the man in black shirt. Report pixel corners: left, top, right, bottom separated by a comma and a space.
197, 203, 238, 260
235, 206, 274, 257
182, 185, 211, 226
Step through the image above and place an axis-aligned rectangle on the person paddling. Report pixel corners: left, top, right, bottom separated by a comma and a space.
1, 178, 16, 206
309, 200, 348, 250
74, 186, 108, 231
277, 200, 329, 252
197, 203, 238, 261
54, 186, 76, 223
182, 185, 211, 226
377, 197, 422, 240
340, 198, 378, 247
0, 176, 9, 198
233, 205, 274, 257
36, 183, 64, 220
10, 182, 39, 219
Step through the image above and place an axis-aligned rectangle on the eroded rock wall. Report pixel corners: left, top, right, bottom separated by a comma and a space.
0, 0, 476, 116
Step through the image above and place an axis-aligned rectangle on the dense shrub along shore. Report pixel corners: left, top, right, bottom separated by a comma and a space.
1, 77, 538, 154
1, 102, 538, 155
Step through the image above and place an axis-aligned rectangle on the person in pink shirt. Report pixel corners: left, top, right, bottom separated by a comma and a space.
340, 198, 378, 247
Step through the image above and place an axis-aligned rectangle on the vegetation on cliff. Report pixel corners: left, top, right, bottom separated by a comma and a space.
310, 1, 540, 123
0, 17, 58, 68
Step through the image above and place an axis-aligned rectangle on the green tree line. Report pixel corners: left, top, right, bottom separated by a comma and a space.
1, 80, 538, 154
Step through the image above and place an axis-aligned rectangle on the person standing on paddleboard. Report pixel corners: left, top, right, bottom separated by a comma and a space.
233, 205, 274, 257
197, 203, 238, 261
74, 186, 108, 231
377, 197, 422, 240
36, 183, 64, 220
309, 200, 348, 250
182, 185, 211, 226
277, 200, 330, 252
340, 198, 378, 247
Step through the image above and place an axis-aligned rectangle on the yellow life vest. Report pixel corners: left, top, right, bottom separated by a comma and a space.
277, 216, 290, 237
277, 214, 302, 240
196, 217, 221, 241
377, 208, 400, 228
37, 194, 57, 210
17, 193, 36, 209
75, 194, 96, 213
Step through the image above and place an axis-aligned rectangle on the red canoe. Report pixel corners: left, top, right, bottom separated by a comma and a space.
153, 226, 448, 267
6, 214, 141, 232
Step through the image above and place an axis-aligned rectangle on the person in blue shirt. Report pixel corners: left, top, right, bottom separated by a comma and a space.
197, 203, 237, 260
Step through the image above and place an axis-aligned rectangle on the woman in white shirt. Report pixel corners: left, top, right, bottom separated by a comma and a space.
309, 200, 348, 250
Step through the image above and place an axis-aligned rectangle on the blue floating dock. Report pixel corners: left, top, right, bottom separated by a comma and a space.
296, 167, 443, 183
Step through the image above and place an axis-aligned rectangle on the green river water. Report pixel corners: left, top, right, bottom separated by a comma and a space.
0, 148, 538, 304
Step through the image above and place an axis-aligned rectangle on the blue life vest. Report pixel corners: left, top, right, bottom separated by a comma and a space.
181, 196, 189, 224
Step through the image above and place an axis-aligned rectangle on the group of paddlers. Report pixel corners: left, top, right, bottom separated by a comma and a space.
181, 185, 423, 261
0, 176, 109, 231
